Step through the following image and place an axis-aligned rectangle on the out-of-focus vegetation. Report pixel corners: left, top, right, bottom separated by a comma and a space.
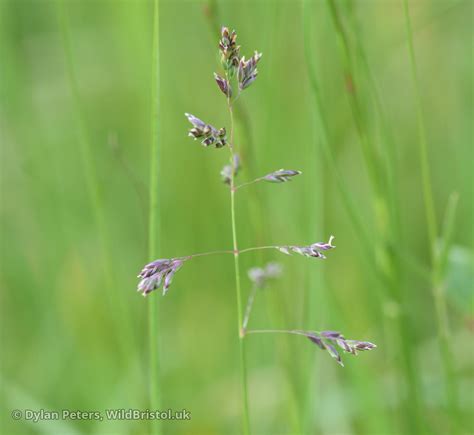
1, 0, 472, 434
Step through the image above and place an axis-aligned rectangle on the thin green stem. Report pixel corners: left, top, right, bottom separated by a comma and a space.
149, 243, 329, 262
246, 329, 313, 338
186, 249, 235, 258
301, 3, 326, 433
148, 1, 162, 434
239, 246, 279, 255
233, 177, 264, 191
187, 241, 337, 258
227, 90, 251, 435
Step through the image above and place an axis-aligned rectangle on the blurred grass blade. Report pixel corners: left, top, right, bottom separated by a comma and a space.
432, 192, 461, 430
437, 192, 460, 275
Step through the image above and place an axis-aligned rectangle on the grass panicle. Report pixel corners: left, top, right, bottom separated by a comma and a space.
138, 24, 377, 434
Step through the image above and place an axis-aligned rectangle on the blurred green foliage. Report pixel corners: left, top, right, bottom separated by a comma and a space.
1, 0, 472, 434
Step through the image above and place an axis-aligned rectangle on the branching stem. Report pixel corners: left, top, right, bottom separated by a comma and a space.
233, 177, 265, 191
177, 245, 283, 261
245, 329, 315, 338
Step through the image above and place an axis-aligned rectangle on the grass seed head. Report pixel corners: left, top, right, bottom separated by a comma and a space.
219, 27, 240, 74
263, 169, 301, 183
277, 236, 335, 259
237, 51, 262, 90
214, 72, 232, 98
185, 113, 227, 148
306, 331, 376, 366
137, 258, 185, 296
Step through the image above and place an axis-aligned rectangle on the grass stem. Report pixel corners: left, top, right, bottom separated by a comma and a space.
227, 94, 251, 435
148, 0, 162, 433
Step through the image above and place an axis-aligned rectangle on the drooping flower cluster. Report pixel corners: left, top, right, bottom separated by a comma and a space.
248, 262, 282, 288
306, 330, 377, 367
278, 236, 336, 259
263, 169, 302, 183
185, 113, 227, 148
137, 258, 185, 296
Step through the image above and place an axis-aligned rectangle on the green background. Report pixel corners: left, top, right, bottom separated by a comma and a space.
1, 0, 472, 434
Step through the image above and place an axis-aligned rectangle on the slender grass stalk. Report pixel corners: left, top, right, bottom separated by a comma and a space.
148, 0, 162, 434
403, 1, 460, 430
57, 0, 135, 358
234, 177, 265, 191
226, 93, 251, 435
301, 3, 326, 432
170, 243, 341, 261
247, 329, 312, 338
